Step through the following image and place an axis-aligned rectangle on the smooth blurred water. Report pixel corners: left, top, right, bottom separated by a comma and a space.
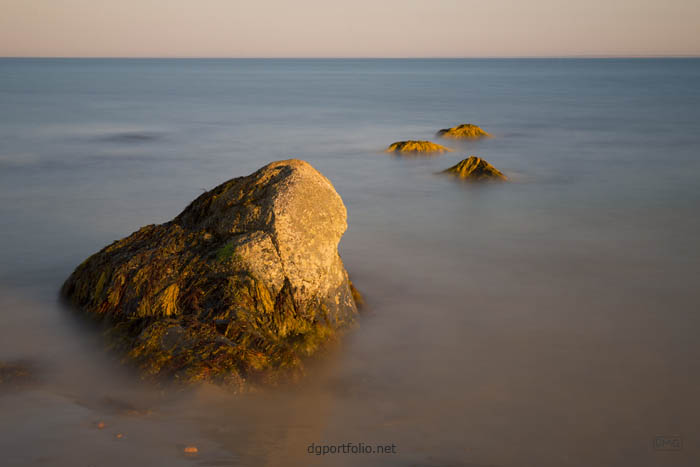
1, 58, 699, 467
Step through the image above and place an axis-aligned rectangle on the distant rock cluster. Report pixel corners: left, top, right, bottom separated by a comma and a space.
385, 123, 506, 181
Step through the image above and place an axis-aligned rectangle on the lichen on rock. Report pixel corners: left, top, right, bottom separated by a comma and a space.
61, 159, 361, 387
442, 156, 507, 181
385, 140, 451, 155
436, 124, 489, 139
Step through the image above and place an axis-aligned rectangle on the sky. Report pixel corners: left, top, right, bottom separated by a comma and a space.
1, 0, 699, 58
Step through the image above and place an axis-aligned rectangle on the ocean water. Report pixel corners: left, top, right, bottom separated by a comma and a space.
1, 58, 699, 467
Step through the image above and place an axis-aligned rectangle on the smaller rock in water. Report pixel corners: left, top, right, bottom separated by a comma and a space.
183, 446, 199, 455
99, 396, 152, 416
385, 140, 451, 155
99, 132, 160, 143
437, 124, 489, 139
0, 360, 36, 390
443, 156, 507, 181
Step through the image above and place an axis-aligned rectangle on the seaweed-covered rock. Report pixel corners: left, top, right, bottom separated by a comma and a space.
385, 140, 451, 155
61, 159, 360, 386
437, 124, 489, 139
443, 156, 507, 181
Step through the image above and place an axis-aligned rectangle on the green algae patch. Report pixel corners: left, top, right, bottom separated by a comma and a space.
437, 124, 490, 139
385, 140, 451, 155
216, 243, 239, 263
442, 156, 507, 181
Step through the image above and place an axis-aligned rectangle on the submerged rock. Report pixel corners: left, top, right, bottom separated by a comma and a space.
61, 159, 361, 386
385, 140, 451, 155
437, 124, 489, 139
0, 360, 36, 390
443, 156, 507, 181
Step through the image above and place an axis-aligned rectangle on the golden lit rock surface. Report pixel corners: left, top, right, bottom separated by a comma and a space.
443, 156, 507, 181
385, 140, 451, 155
61, 160, 361, 387
436, 124, 489, 139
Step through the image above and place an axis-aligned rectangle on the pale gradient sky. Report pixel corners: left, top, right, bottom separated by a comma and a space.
1, 0, 699, 58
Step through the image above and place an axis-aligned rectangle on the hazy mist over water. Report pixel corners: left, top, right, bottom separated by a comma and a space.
1, 58, 700, 466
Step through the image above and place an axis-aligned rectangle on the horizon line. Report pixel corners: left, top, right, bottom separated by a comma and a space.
1, 55, 699, 60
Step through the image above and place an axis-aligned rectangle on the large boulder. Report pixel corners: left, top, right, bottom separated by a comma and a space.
61, 159, 360, 386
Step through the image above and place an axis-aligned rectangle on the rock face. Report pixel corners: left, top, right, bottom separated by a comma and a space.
385, 140, 451, 155
437, 124, 489, 139
61, 159, 360, 386
443, 156, 507, 181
